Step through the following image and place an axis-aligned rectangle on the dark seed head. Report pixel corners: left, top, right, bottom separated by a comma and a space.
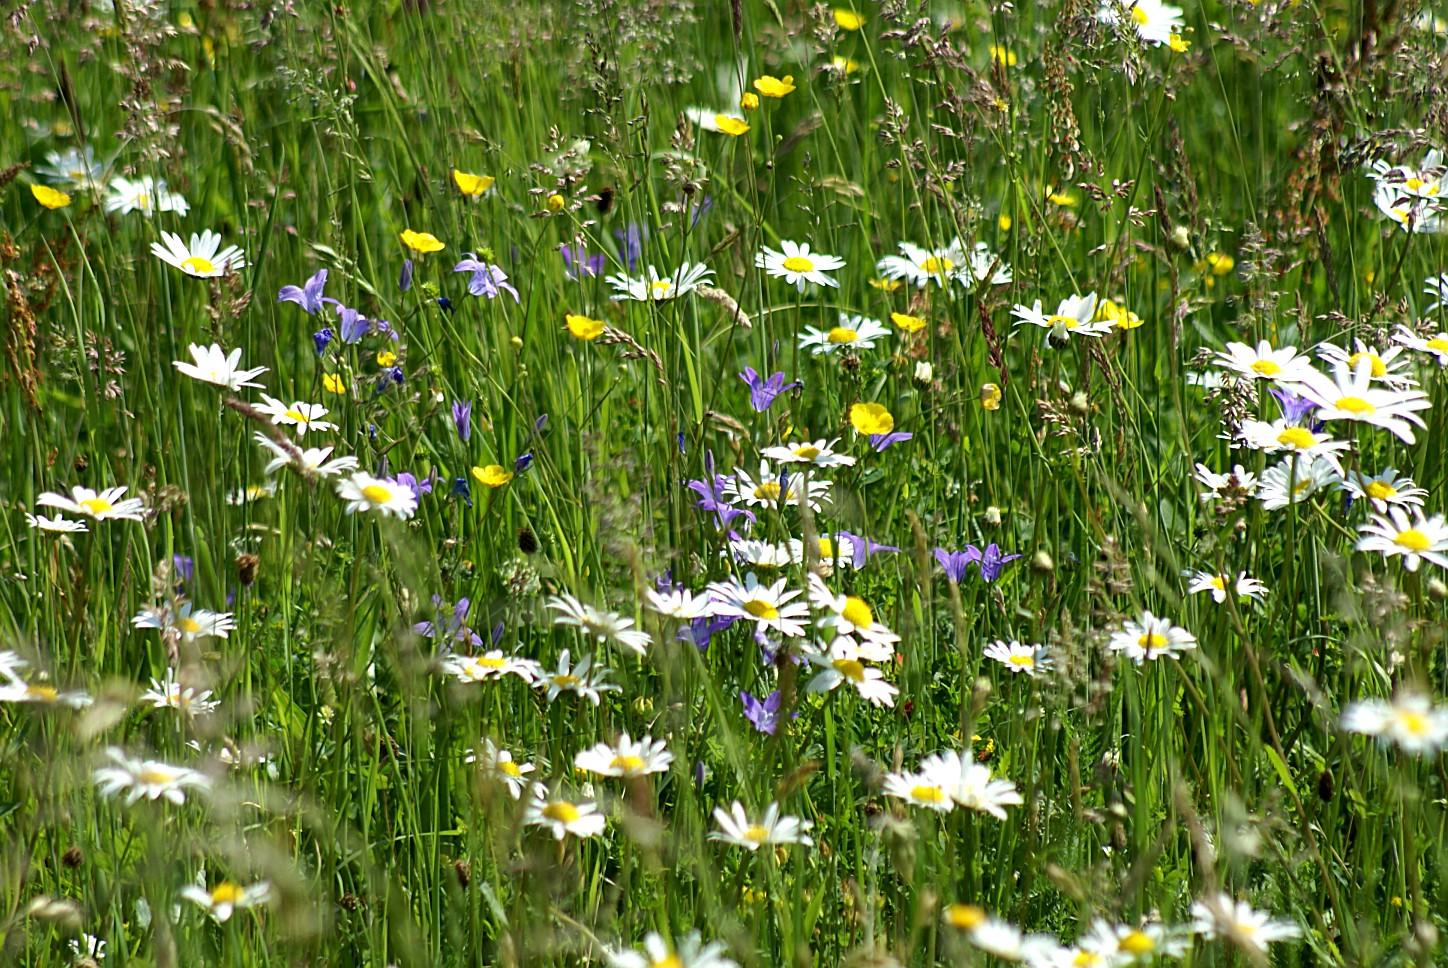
1316, 769, 1334, 802
517, 527, 539, 555
236, 553, 260, 587
62, 847, 84, 868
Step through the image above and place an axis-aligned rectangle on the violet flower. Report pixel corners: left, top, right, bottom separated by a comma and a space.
335, 305, 371, 344
977, 543, 1022, 583
1271, 387, 1319, 428
934, 547, 983, 583
414, 595, 483, 652
312, 328, 334, 356
560, 242, 606, 280
686, 475, 756, 530
399, 259, 414, 292
453, 254, 520, 302
740, 367, 802, 413
679, 613, 738, 652
870, 432, 913, 451
452, 400, 472, 442
278, 268, 329, 314
741, 689, 796, 735
835, 531, 900, 568
614, 223, 646, 271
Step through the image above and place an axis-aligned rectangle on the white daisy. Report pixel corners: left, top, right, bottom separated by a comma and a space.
36, 485, 146, 522
104, 174, 188, 216
132, 602, 235, 642
1316, 338, 1416, 388
150, 229, 245, 278
1372, 180, 1443, 233
1355, 507, 1448, 571
607, 262, 713, 301
1393, 321, 1448, 366
0, 680, 93, 709
443, 651, 543, 684
983, 640, 1049, 677
706, 573, 811, 638
25, 512, 88, 533
803, 640, 899, 706
140, 668, 219, 716
523, 784, 606, 839
1190, 893, 1300, 954
172, 343, 268, 391
36, 145, 108, 191
335, 473, 418, 519
1193, 463, 1259, 502
721, 461, 832, 513
798, 313, 890, 355
1212, 340, 1318, 384
755, 240, 846, 291
547, 592, 652, 655
644, 587, 718, 620
1234, 419, 1347, 471
709, 801, 813, 850
1186, 571, 1268, 604
883, 767, 956, 812
728, 538, 796, 571
574, 733, 674, 778
1341, 693, 1448, 754
927, 750, 1023, 819
1256, 456, 1341, 511
253, 432, 359, 478
1108, 611, 1196, 663
608, 931, 738, 968
1339, 467, 1427, 512
254, 395, 337, 436
178, 879, 272, 923
464, 739, 535, 798
1098, 0, 1185, 45
93, 748, 211, 805
1423, 273, 1448, 314
875, 238, 982, 288
760, 438, 856, 468
806, 573, 900, 649
535, 649, 621, 705
1011, 293, 1111, 345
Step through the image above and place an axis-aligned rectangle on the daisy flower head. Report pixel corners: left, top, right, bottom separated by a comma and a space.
957, 913, 1058, 963
1235, 419, 1347, 471
755, 240, 845, 291
547, 592, 652, 655
608, 931, 738, 968
179, 878, 273, 923
105, 174, 188, 216
1190, 892, 1300, 954
443, 651, 543, 684
806, 573, 899, 648
798, 313, 890, 355
1187, 571, 1268, 604
464, 739, 535, 798
1372, 180, 1444, 233
729, 538, 795, 571
140, 668, 219, 716
875, 238, 972, 288
132, 601, 235, 642
0, 679, 93, 709
1098, 0, 1186, 46
607, 262, 714, 301
253, 432, 359, 479
26, 512, 88, 534
1108, 611, 1196, 663
1105, 922, 1190, 962
1340, 467, 1427, 512
151, 230, 245, 278
524, 784, 606, 840
1393, 322, 1448, 366
1213, 340, 1318, 384
1011, 293, 1111, 346
1193, 463, 1259, 502
721, 460, 832, 513
804, 640, 899, 706
173, 343, 268, 391
37, 485, 146, 522
1257, 456, 1341, 511
1341, 693, 1448, 754
254, 395, 337, 436
707, 573, 811, 637
1316, 338, 1415, 388
983, 639, 1050, 677
761, 437, 856, 468
335, 472, 419, 519
36, 145, 108, 191
709, 801, 813, 850
928, 751, 1023, 819
93, 748, 211, 805
883, 765, 956, 813
536, 649, 621, 705
645, 586, 719, 620
962, 241, 1013, 286
574, 732, 674, 778
1355, 507, 1448, 571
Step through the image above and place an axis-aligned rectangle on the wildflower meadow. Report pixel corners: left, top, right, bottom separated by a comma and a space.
4, 0, 1448, 964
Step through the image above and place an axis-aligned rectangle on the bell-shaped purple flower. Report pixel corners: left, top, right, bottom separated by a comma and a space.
278, 268, 329, 314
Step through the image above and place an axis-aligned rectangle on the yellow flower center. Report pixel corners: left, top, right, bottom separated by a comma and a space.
1007, 654, 1035, 667
743, 599, 779, 620
1394, 529, 1431, 552
1138, 633, 1168, 651
181, 256, 217, 275
361, 484, 393, 505
920, 256, 954, 275
652, 957, 683, 968
1425, 338, 1448, 353
817, 536, 834, 558
651, 280, 674, 295
1209, 576, 1226, 591
1250, 359, 1281, 376
827, 326, 859, 344
793, 445, 822, 460
1347, 351, 1386, 376
782, 256, 815, 273
1365, 481, 1397, 500
610, 755, 647, 773
542, 802, 581, 824
1073, 952, 1103, 968
500, 760, 522, 777
137, 769, 174, 786
79, 498, 114, 515
1131, 5, 1150, 23
1120, 930, 1155, 955
1334, 396, 1375, 415
1047, 314, 1080, 330
282, 409, 311, 423
743, 824, 771, 843
26, 685, 58, 701
478, 656, 507, 668
210, 883, 245, 905
832, 657, 866, 681
753, 482, 782, 501
910, 784, 946, 803
1276, 427, 1317, 449
1397, 710, 1431, 736
180, 617, 202, 634
551, 675, 579, 688
840, 596, 873, 630
946, 904, 986, 929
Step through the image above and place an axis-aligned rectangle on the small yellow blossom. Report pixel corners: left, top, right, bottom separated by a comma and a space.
980, 384, 1002, 411
849, 402, 894, 435
830, 55, 859, 74
740, 92, 760, 111
400, 229, 445, 253
31, 184, 71, 209
989, 44, 1017, 67
472, 464, 514, 488
1096, 299, 1143, 330
833, 8, 864, 30
1168, 33, 1191, 52
945, 904, 987, 930
1046, 187, 1076, 207
1205, 251, 1235, 276
565, 314, 605, 341
323, 373, 346, 394
998, 214, 1013, 232
546, 193, 566, 212
753, 75, 796, 98
453, 169, 495, 196
869, 277, 904, 292
714, 115, 750, 137
890, 312, 927, 333
376, 350, 398, 367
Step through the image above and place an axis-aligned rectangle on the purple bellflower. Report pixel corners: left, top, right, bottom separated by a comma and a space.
278, 268, 330, 314
453, 254, 520, 302
741, 689, 797, 735
740, 367, 802, 412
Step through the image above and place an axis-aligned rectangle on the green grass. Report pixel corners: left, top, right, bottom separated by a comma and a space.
2, 0, 1447, 965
